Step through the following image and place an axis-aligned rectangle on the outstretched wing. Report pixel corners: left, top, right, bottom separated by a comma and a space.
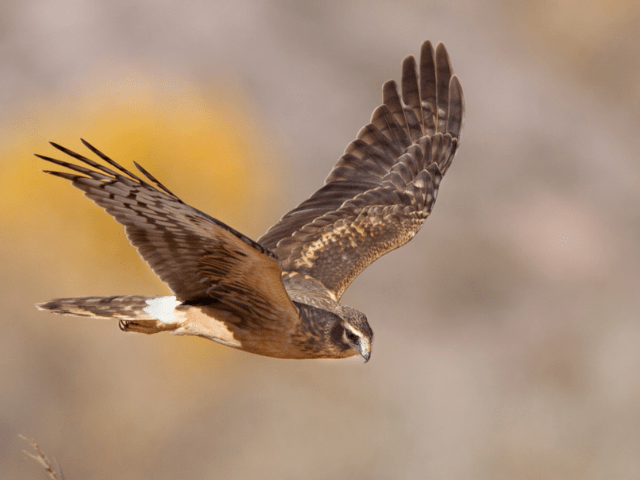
258, 41, 464, 300
37, 141, 298, 324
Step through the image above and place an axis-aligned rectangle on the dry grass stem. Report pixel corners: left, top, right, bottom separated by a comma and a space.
20, 435, 65, 480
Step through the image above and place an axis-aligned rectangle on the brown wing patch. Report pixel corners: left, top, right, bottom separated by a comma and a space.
194, 225, 299, 329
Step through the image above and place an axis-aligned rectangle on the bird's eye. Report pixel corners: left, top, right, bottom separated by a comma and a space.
344, 329, 359, 344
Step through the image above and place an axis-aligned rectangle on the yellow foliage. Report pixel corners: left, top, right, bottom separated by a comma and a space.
0, 73, 282, 363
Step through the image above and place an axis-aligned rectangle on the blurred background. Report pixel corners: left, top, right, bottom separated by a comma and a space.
2, 0, 640, 479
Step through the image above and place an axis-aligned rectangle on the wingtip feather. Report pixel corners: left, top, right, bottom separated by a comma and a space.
447, 74, 464, 140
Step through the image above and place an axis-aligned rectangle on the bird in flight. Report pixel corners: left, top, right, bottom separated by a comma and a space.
37, 41, 464, 362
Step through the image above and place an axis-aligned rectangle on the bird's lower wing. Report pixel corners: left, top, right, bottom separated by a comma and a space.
38, 140, 299, 325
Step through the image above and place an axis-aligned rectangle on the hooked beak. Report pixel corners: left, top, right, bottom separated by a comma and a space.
358, 340, 371, 363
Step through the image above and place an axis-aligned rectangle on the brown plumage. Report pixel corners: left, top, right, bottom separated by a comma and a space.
37, 41, 464, 362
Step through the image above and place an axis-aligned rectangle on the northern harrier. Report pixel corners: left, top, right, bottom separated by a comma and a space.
37, 41, 464, 362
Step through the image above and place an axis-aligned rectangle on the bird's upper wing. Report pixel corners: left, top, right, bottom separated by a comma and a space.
258, 41, 464, 300
37, 141, 298, 324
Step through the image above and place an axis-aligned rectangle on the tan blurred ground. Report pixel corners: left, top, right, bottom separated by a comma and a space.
2, 1, 640, 479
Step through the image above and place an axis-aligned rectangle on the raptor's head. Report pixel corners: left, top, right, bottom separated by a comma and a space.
335, 306, 373, 362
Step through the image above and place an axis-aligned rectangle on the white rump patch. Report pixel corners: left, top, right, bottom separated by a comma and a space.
143, 296, 181, 324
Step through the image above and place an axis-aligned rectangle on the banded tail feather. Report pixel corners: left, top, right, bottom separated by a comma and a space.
36, 295, 182, 335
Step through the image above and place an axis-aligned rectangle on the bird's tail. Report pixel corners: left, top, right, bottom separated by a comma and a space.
36, 295, 180, 334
